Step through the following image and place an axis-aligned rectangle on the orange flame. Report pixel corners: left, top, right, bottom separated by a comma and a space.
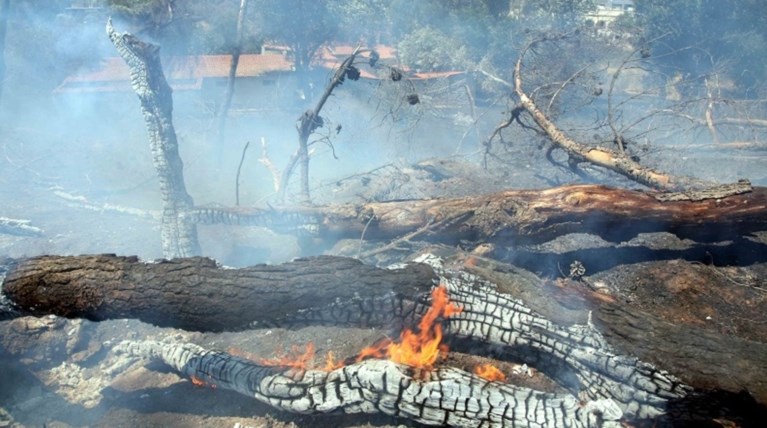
474, 363, 507, 382
354, 285, 461, 370
245, 285, 462, 373
259, 343, 317, 370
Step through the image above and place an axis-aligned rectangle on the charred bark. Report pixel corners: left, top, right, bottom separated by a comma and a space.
106, 19, 200, 258
189, 183, 765, 246
116, 340, 625, 428
1, 254, 435, 332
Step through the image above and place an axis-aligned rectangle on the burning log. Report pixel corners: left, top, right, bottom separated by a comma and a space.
2, 253, 765, 425
115, 340, 623, 428
188, 183, 765, 245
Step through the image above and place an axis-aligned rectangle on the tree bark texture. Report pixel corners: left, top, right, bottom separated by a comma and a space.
189, 183, 764, 245
1, 254, 435, 332
514, 40, 709, 192
109, 254, 762, 426
106, 19, 200, 258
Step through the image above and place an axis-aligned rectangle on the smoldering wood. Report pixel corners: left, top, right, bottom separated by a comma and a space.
3, 253, 766, 423
107, 19, 200, 258
188, 183, 767, 246
1, 254, 435, 332
111, 256, 764, 426
115, 340, 624, 428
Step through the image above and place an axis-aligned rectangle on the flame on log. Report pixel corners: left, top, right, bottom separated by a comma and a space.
353, 285, 461, 370
474, 363, 507, 382
253, 285, 462, 373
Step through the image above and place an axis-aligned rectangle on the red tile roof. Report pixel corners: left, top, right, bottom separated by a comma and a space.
55, 45, 463, 94
55, 53, 294, 93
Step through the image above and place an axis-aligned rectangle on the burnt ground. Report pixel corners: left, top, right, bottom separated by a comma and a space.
1, 120, 767, 427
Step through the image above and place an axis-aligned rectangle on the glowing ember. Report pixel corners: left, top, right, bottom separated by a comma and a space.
190, 375, 216, 389
474, 363, 507, 382
259, 343, 317, 370
354, 285, 462, 369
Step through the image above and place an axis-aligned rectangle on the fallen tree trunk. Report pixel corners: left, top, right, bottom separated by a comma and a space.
1, 254, 435, 331
188, 183, 765, 245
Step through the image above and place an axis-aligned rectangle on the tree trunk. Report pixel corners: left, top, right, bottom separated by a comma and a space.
282, 49, 361, 204
216, 0, 248, 147
1, 254, 435, 332
106, 19, 200, 258
190, 183, 764, 246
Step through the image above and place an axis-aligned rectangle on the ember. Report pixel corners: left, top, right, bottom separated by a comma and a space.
474, 363, 507, 382
259, 343, 318, 370
190, 375, 216, 389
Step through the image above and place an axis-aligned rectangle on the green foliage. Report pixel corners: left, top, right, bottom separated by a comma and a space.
634, 0, 767, 95
250, 0, 339, 72
397, 27, 469, 72
509, 0, 596, 21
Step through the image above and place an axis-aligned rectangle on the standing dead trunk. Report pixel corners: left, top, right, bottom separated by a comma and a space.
216, 0, 248, 147
281, 49, 361, 204
106, 19, 200, 258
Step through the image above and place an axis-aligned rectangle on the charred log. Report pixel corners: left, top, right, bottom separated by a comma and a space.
1, 254, 435, 332
116, 340, 624, 428
188, 183, 766, 246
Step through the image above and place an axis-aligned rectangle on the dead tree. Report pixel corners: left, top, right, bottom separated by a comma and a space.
215, 0, 249, 146
512, 37, 709, 191
280, 47, 364, 204
107, 19, 200, 258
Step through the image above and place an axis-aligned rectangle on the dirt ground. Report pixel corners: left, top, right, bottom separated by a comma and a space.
2, 106, 767, 427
